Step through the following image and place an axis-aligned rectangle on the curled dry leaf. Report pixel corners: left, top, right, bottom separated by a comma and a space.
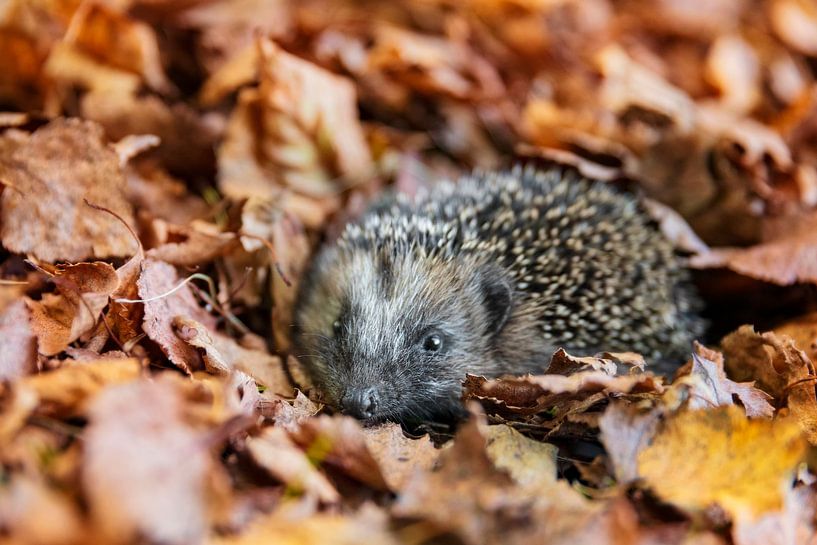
217, 37, 372, 210
638, 406, 807, 520
0, 118, 137, 262
260, 391, 321, 431
675, 342, 775, 418
83, 377, 214, 545
174, 316, 294, 397
246, 426, 340, 504
146, 223, 239, 268
26, 262, 119, 356
137, 259, 216, 374
720, 326, 817, 444
0, 300, 37, 379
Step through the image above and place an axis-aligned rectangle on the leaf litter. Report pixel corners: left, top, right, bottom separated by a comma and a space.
2, 1, 817, 544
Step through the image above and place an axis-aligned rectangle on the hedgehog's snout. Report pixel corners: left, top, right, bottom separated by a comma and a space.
340, 386, 380, 420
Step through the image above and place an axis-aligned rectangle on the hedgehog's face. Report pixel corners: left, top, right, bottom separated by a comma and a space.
294, 244, 512, 423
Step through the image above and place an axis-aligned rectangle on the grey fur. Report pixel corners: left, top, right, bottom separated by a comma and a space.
293, 166, 704, 422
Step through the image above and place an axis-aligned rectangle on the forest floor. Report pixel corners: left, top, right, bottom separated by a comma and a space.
1, 1, 817, 544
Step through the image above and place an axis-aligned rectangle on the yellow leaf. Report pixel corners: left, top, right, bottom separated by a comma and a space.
638, 406, 806, 520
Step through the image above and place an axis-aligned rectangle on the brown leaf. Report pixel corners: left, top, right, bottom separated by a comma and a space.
146, 223, 239, 267
0, 475, 86, 545
0, 299, 37, 379
260, 391, 321, 431
676, 342, 775, 418
690, 217, 817, 286
217, 37, 373, 205
393, 409, 597, 545
174, 316, 294, 397
361, 423, 439, 492
83, 377, 213, 545
22, 358, 141, 417
720, 326, 817, 444
775, 312, 817, 362
246, 426, 339, 504
545, 348, 618, 376
209, 503, 398, 545
26, 262, 119, 356
0, 118, 137, 262
720, 326, 812, 401
137, 259, 216, 374
638, 406, 807, 519
288, 414, 389, 491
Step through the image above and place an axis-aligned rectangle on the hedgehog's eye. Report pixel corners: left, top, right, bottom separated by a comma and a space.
332, 320, 342, 336
422, 333, 443, 352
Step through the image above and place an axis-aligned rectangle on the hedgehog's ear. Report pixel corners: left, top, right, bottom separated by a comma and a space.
478, 269, 513, 336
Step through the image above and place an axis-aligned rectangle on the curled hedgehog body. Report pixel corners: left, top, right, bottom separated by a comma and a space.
294, 166, 704, 422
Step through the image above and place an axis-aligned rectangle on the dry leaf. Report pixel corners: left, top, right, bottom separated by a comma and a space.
288, 414, 389, 491
0, 118, 137, 262
22, 358, 141, 417
638, 406, 806, 519
246, 426, 339, 504
27, 262, 119, 356
675, 342, 775, 418
0, 299, 37, 379
361, 423, 439, 492
217, 37, 373, 203
174, 316, 294, 397
137, 259, 216, 374
83, 377, 213, 545
599, 402, 663, 484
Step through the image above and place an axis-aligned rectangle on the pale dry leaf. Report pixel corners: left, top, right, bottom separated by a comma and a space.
675, 342, 774, 418
83, 377, 212, 545
599, 402, 662, 484
217, 37, 373, 203
137, 259, 216, 374
0, 118, 138, 262
361, 423, 439, 492
0, 299, 37, 379
484, 424, 558, 491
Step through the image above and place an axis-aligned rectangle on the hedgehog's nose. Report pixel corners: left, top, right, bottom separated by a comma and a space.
341, 387, 379, 419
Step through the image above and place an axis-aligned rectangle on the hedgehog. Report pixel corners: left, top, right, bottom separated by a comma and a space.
293, 166, 704, 423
